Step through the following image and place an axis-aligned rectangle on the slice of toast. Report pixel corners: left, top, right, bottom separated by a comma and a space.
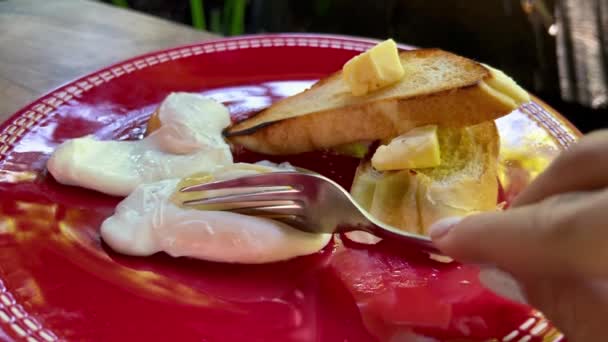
351, 121, 499, 235
226, 49, 528, 155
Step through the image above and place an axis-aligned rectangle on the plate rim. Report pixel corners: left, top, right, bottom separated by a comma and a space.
0, 33, 581, 159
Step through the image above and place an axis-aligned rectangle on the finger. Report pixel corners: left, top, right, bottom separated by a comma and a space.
513, 129, 608, 207
430, 189, 608, 278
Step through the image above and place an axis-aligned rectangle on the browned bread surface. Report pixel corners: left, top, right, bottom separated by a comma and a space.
226, 49, 527, 155
351, 121, 500, 235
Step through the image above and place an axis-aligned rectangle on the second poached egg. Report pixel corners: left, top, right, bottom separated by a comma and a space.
47, 93, 233, 196
101, 163, 332, 263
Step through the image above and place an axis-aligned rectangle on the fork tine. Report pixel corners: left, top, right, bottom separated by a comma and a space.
227, 203, 304, 216
180, 172, 300, 192
183, 187, 300, 206
182, 199, 300, 211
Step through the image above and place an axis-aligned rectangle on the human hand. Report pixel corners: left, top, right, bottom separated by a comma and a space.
429, 130, 608, 342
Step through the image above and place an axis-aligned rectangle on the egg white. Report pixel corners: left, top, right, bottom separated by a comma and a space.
47, 93, 233, 196
49, 92, 333, 263
100, 164, 332, 263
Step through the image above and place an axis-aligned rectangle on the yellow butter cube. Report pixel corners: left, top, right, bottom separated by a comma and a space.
342, 39, 405, 96
371, 125, 441, 171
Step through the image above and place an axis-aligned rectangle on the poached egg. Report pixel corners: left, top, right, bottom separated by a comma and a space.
100, 163, 332, 263
49, 92, 332, 263
47, 93, 233, 196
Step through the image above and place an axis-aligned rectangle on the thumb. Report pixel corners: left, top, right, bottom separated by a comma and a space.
429, 189, 608, 278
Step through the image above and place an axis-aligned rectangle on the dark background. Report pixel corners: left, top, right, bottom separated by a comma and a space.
104, 0, 607, 133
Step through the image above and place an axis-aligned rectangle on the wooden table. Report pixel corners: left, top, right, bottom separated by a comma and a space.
0, 0, 217, 121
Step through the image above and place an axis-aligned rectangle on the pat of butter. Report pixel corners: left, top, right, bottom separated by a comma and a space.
372, 125, 441, 171
342, 39, 405, 96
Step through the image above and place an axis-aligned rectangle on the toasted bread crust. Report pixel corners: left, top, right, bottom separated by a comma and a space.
229, 85, 513, 154
226, 48, 525, 155
228, 49, 489, 132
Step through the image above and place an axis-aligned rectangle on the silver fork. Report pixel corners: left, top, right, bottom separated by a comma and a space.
179, 170, 435, 250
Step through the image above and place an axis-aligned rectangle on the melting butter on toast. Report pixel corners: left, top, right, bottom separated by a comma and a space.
226, 49, 528, 155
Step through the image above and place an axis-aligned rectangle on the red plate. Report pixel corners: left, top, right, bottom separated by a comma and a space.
0, 34, 579, 341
